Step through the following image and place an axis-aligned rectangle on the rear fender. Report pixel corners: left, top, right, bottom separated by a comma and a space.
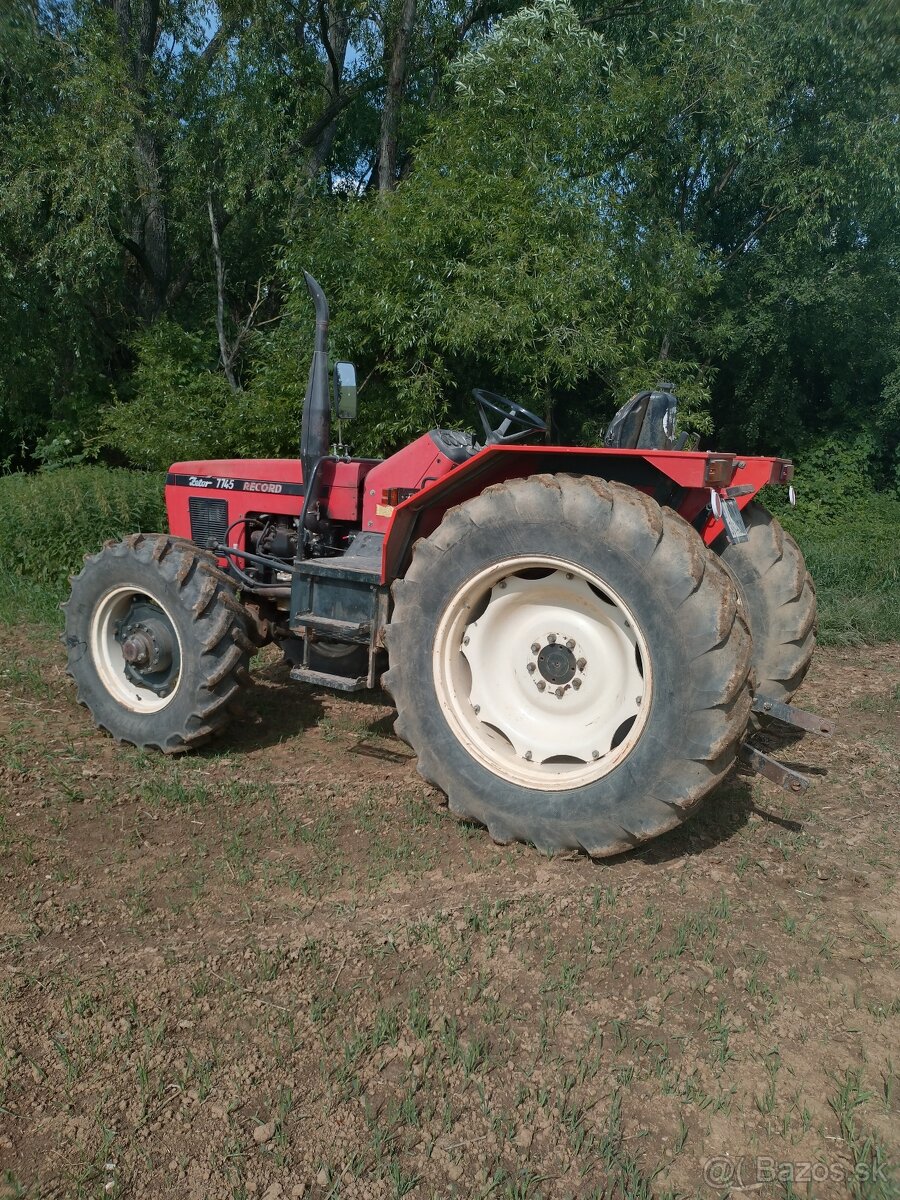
379, 445, 791, 582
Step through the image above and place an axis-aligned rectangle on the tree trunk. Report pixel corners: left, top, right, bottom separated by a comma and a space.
208, 198, 239, 392
378, 0, 417, 193
133, 125, 170, 317
109, 0, 170, 319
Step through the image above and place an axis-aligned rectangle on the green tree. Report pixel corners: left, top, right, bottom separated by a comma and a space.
1, 0, 897, 478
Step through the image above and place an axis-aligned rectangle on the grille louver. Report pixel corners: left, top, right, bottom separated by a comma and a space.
188, 497, 229, 549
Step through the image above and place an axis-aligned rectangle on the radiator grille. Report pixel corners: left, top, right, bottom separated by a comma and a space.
188, 497, 229, 549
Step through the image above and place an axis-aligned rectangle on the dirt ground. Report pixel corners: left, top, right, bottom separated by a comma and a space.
0, 629, 897, 1199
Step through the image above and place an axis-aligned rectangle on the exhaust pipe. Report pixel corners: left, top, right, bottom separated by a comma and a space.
299, 271, 330, 488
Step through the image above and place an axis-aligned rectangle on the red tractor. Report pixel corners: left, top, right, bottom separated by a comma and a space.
63, 274, 826, 856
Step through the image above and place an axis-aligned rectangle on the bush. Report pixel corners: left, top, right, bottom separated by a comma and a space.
0, 467, 167, 593
763, 489, 900, 647
756, 434, 900, 645
103, 321, 303, 471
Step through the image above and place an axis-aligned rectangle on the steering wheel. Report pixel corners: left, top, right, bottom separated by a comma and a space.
473, 389, 548, 445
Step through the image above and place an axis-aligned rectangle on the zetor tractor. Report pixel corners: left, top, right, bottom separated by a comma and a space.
63, 274, 828, 857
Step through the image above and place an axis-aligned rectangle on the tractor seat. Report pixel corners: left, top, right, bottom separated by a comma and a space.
603, 385, 681, 451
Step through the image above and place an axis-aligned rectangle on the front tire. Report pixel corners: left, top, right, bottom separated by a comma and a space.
385, 475, 753, 856
63, 534, 253, 752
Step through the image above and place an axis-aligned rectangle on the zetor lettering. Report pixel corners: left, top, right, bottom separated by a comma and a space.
62, 271, 820, 861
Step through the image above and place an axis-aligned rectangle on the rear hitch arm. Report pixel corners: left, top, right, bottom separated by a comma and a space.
751, 696, 834, 737
739, 698, 835, 794
739, 744, 810, 794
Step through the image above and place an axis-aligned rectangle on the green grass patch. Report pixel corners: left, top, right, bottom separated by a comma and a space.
0, 467, 166, 623
0, 571, 64, 629
773, 492, 900, 646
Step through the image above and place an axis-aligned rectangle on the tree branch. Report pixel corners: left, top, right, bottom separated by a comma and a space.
316, 0, 342, 95
723, 205, 791, 264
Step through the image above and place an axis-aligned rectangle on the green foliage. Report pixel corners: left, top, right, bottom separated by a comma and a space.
103, 322, 302, 470
1, 0, 898, 611
765, 432, 884, 526
0, 468, 167, 591
762, 439, 900, 646
279, 0, 719, 451
782, 497, 900, 647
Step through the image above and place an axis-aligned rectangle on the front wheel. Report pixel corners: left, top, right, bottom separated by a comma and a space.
384, 475, 753, 856
63, 534, 253, 752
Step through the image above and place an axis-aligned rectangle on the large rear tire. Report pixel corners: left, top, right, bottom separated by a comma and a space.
62, 534, 253, 752
384, 475, 753, 856
715, 502, 816, 702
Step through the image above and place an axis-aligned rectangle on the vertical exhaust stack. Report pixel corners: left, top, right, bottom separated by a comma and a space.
299, 271, 330, 487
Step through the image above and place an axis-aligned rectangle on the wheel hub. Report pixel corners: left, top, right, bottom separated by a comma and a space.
115, 601, 179, 696
89, 586, 184, 714
536, 641, 577, 686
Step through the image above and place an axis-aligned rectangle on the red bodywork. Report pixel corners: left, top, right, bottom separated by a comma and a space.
166, 437, 792, 582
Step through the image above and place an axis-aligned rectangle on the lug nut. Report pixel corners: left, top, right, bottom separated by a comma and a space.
531, 642, 540, 654
566, 639, 575, 650
536, 681, 546, 692
576, 658, 586, 671
555, 686, 565, 698
547, 633, 557, 644
573, 678, 582, 690
592, 750, 600, 760
524, 750, 532, 761
527, 663, 536, 674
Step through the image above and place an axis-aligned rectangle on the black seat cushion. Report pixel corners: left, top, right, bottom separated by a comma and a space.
604, 387, 678, 450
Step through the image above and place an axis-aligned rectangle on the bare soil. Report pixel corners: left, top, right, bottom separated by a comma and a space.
0, 631, 897, 1199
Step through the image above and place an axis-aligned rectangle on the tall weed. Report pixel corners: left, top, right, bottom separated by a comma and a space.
0, 467, 166, 594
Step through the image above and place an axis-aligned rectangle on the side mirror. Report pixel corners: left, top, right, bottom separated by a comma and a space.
333, 362, 357, 420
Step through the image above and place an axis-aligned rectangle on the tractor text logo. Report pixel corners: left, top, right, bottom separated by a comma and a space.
243, 481, 284, 494
189, 476, 214, 488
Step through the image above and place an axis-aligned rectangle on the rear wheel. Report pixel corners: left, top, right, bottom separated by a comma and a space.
385, 475, 753, 856
63, 534, 253, 752
715, 502, 816, 702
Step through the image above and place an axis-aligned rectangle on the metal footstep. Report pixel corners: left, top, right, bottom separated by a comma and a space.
740, 698, 836, 793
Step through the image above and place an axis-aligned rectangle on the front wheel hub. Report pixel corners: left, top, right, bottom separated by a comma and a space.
90, 589, 183, 711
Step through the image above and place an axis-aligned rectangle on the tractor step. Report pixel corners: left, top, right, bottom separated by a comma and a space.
752, 696, 834, 736
292, 613, 371, 642
739, 743, 810, 793
290, 666, 368, 692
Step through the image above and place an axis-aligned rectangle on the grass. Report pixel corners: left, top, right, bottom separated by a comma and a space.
0, 571, 64, 629
775, 491, 900, 645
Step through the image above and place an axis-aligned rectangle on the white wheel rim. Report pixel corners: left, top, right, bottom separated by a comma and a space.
89, 586, 182, 713
432, 557, 652, 790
